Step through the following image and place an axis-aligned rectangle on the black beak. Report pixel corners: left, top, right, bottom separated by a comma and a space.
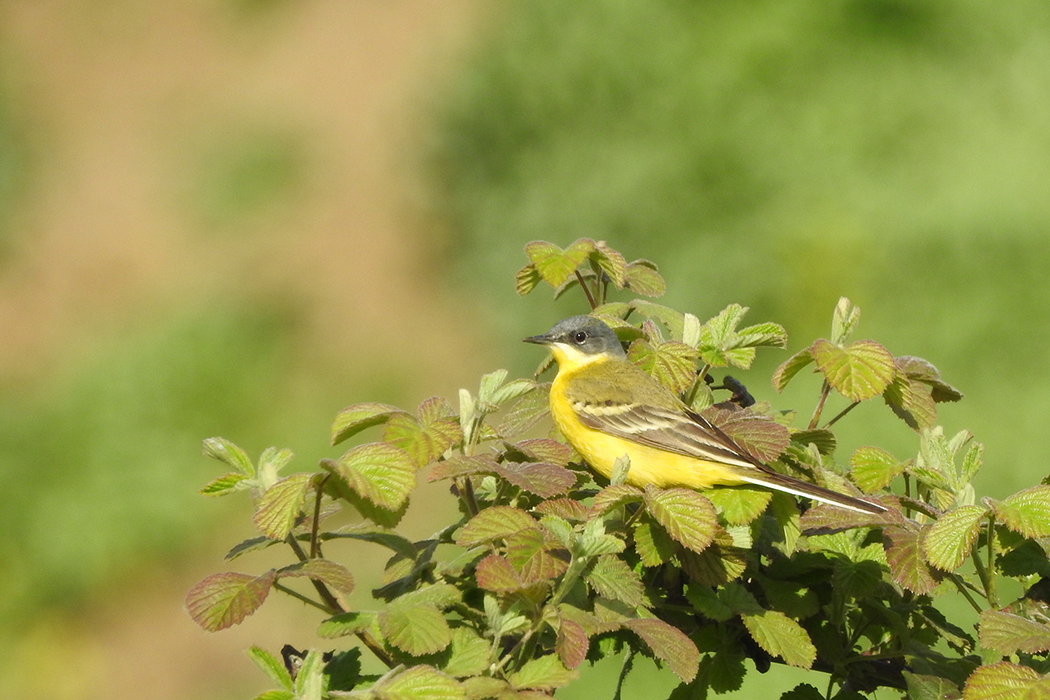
523, 333, 554, 345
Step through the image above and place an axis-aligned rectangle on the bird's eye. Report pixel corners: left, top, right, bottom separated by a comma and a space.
572, 330, 588, 344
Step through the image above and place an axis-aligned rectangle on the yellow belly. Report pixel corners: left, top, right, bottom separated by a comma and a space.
549, 374, 746, 490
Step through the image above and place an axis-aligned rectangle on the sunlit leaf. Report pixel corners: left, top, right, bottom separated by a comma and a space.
979, 609, 1050, 655
903, 672, 962, 700
702, 486, 772, 526
509, 654, 580, 691
330, 403, 404, 446
628, 338, 699, 395
525, 239, 594, 288
962, 662, 1046, 700
811, 339, 896, 402
475, 553, 523, 592
633, 516, 677, 567
851, 446, 905, 493
740, 609, 816, 669
317, 611, 379, 640
591, 240, 627, 289
992, 486, 1050, 538
624, 617, 700, 682
585, 555, 644, 607
247, 646, 293, 691
704, 407, 790, 464
896, 355, 964, 403
556, 618, 589, 670
516, 263, 542, 296
201, 472, 248, 497
456, 506, 538, 547
505, 528, 570, 583
277, 558, 354, 594
884, 374, 938, 431
511, 438, 573, 466
624, 260, 666, 297
379, 603, 451, 656
254, 473, 313, 541
772, 347, 816, 393
186, 570, 275, 631
374, 665, 465, 700
324, 443, 415, 511
494, 461, 576, 498
644, 487, 717, 553
203, 437, 255, 476
534, 498, 588, 521
923, 505, 988, 572
590, 484, 645, 516
884, 526, 939, 595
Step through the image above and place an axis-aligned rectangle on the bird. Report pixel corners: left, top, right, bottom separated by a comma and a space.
525, 314, 887, 515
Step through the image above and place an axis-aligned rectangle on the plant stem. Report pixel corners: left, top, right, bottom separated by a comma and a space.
612, 647, 635, 700
947, 574, 985, 614
985, 514, 998, 608
273, 582, 330, 612
310, 474, 329, 559
823, 401, 860, 429
575, 270, 597, 310
809, 380, 832, 429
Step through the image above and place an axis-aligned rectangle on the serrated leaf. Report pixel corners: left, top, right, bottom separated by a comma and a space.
680, 534, 749, 586
993, 486, 1050, 538
396, 582, 461, 611
556, 618, 589, 670
498, 383, 552, 437
851, 446, 905, 493
831, 297, 861, 345
203, 437, 255, 476
624, 617, 700, 682
324, 443, 415, 511
456, 506, 537, 548
254, 473, 313, 540
590, 484, 645, 516
201, 472, 248, 497
525, 239, 593, 289
225, 535, 277, 560
903, 672, 962, 700
585, 555, 645, 607
884, 374, 939, 431
923, 505, 988, 571
247, 646, 294, 691
628, 338, 700, 395
510, 654, 580, 691
384, 404, 458, 470
741, 609, 816, 669
790, 429, 837, 456
897, 355, 964, 403
494, 461, 576, 498
330, 403, 404, 446
293, 649, 324, 700
811, 339, 896, 402
644, 487, 717, 553
979, 609, 1050, 655
443, 627, 491, 678
324, 526, 417, 560
705, 407, 790, 463
685, 584, 734, 622
511, 438, 573, 467
535, 498, 588, 521
475, 553, 522, 592
773, 347, 816, 392
884, 526, 939, 594
317, 611, 379, 639
831, 558, 883, 599
278, 558, 355, 594
505, 528, 570, 583
963, 662, 1047, 700
633, 516, 677, 567
427, 454, 499, 482
186, 570, 275, 631
516, 263, 542, 296
703, 486, 772, 525
800, 502, 897, 533
375, 665, 465, 700
462, 676, 509, 700
379, 603, 451, 656
624, 260, 666, 297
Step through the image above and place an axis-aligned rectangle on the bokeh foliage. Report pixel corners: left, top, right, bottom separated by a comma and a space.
429, 0, 1050, 503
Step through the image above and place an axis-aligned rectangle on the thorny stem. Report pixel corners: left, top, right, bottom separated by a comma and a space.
823, 401, 860, 429
310, 474, 329, 559
948, 574, 985, 614
809, 380, 832, 429
575, 270, 598, 310
985, 514, 998, 608
971, 539, 995, 609
272, 582, 331, 612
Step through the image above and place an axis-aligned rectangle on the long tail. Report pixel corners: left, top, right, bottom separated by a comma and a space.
735, 468, 887, 515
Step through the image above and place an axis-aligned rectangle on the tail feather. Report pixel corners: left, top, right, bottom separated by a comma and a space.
735, 469, 887, 515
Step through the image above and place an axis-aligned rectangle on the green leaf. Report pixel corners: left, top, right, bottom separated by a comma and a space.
330, 402, 404, 446
703, 486, 772, 526
516, 263, 542, 296
200, 472, 248, 497
585, 555, 645, 607
505, 528, 570, 583
811, 339, 896, 402
590, 240, 628, 288
831, 558, 883, 599
884, 374, 939, 430
258, 447, 294, 476
896, 355, 964, 403
509, 654, 580, 691
624, 617, 700, 682
992, 486, 1050, 538
456, 506, 537, 548
923, 505, 988, 571
293, 649, 324, 700
254, 473, 313, 541
186, 570, 275, 631
277, 558, 354, 594
740, 609, 816, 669
374, 665, 465, 700
759, 578, 820, 620
574, 518, 625, 557
633, 516, 677, 567
590, 484, 645, 516
443, 627, 491, 678
779, 684, 825, 700
498, 383, 552, 437
644, 486, 717, 553
851, 446, 905, 493
624, 259, 666, 297
325, 442, 415, 511
324, 648, 362, 692
963, 662, 1047, 700
252, 691, 294, 700
535, 497, 588, 521
790, 428, 836, 456
830, 297, 861, 345
525, 239, 593, 288
396, 582, 462, 610
980, 610, 1050, 655
773, 347, 816, 392
247, 646, 293, 691
680, 532, 748, 586
556, 617, 589, 670
475, 552, 522, 592
384, 397, 462, 469
685, 584, 734, 622
379, 603, 451, 656
903, 672, 962, 700
203, 437, 255, 476
628, 338, 700, 395
317, 611, 379, 639
884, 526, 938, 595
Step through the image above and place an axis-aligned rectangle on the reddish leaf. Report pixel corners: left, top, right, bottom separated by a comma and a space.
278, 558, 354, 594
884, 525, 939, 595
505, 529, 570, 583
456, 506, 538, 548
475, 553, 523, 592
623, 618, 700, 683
703, 407, 790, 464
494, 461, 576, 498
186, 570, 275, 631
534, 498, 588, 521
556, 618, 589, 670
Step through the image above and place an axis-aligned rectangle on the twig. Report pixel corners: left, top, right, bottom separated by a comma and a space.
575, 270, 597, 310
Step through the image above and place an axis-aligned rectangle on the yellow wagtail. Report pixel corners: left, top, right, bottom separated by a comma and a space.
525, 315, 887, 515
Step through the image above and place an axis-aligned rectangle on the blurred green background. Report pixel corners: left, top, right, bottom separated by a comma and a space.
1, 1, 1049, 698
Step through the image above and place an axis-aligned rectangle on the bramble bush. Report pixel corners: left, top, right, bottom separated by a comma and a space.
188, 240, 1050, 700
